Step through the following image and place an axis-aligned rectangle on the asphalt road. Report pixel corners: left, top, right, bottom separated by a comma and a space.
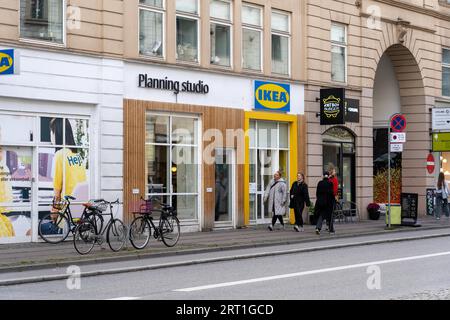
1, 231, 450, 300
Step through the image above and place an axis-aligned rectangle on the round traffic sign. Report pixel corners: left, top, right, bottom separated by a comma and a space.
427, 153, 435, 174
391, 114, 407, 133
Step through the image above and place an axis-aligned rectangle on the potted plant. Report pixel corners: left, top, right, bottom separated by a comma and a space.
367, 203, 381, 220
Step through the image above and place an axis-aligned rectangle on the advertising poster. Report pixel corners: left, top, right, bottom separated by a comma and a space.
0, 115, 90, 242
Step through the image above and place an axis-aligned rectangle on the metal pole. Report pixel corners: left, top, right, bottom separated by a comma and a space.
388, 116, 392, 229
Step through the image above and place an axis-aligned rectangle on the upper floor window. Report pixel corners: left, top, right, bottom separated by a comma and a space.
210, 0, 232, 67
176, 0, 200, 63
331, 23, 347, 83
242, 3, 263, 71
443, 48, 450, 97
271, 10, 290, 75
20, 0, 64, 44
139, 0, 165, 58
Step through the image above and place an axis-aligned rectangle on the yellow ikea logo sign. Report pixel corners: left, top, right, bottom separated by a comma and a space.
0, 49, 14, 75
255, 81, 290, 112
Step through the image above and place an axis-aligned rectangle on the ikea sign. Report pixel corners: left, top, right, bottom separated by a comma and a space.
254, 81, 290, 112
0, 49, 15, 75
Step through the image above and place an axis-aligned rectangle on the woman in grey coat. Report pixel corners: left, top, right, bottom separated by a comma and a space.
264, 171, 288, 231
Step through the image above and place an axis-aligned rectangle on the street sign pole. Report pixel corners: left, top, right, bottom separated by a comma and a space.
388, 118, 392, 229
388, 113, 407, 229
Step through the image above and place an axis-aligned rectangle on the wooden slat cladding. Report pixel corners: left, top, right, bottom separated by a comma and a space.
123, 99, 245, 229
123, 99, 146, 224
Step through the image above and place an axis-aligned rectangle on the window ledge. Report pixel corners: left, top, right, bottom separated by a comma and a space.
19, 37, 65, 48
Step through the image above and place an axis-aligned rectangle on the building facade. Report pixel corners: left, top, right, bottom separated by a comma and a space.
0, 0, 308, 243
1, 0, 449, 244
305, 0, 450, 218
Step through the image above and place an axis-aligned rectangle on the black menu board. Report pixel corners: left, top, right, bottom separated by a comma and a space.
401, 193, 418, 221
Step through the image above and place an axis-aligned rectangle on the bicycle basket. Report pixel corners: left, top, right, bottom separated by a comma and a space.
139, 199, 153, 214
96, 202, 108, 212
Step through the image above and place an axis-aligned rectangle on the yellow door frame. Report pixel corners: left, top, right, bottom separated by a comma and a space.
244, 111, 298, 225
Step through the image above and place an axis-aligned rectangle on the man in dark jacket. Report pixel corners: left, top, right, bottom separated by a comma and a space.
315, 171, 335, 235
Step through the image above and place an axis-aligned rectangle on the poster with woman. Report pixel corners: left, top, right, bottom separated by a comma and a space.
0, 114, 90, 242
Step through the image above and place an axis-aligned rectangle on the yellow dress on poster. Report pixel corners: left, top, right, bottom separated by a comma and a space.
0, 165, 14, 237
53, 148, 87, 197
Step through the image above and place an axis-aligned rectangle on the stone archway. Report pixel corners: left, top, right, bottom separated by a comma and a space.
370, 42, 434, 215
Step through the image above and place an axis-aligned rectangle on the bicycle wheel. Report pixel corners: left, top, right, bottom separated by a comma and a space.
73, 221, 96, 255
160, 215, 180, 247
129, 216, 151, 250
38, 212, 71, 244
107, 219, 127, 252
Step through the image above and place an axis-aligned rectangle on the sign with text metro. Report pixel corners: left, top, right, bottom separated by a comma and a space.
254, 81, 290, 112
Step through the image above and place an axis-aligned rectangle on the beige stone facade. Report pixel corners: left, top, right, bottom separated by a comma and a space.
305, 0, 450, 217
1, 0, 450, 222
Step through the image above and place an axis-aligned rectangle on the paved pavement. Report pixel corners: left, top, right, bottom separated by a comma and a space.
0, 216, 449, 273
2, 234, 450, 300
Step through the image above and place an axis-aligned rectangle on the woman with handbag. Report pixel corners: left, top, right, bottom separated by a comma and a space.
289, 173, 311, 232
435, 172, 450, 220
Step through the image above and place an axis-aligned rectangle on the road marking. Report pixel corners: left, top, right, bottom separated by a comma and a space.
107, 297, 140, 300
174, 250, 450, 292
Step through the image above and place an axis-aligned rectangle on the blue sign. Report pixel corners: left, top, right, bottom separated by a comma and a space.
0, 49, 14, 75
254, 81, 290, 112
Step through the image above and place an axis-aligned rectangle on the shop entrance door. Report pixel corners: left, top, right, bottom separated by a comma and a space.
0, 146, 34, 243
214, 149, 236, 229
322, 127, 356, 204
249, 120, 289, 225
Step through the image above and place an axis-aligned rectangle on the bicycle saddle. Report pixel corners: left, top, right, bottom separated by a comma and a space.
64, 195, 76, 201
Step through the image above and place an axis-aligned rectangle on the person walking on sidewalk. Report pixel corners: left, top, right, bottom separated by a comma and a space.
435, 172, 450, 220
327, 164, 339, 232
265, 171, 288, 231
315, 172, 335, 235
289, 173, 311, 232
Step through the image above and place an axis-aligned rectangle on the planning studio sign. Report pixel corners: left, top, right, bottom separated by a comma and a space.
320, 88, 345, 125
138, 74, 210, 94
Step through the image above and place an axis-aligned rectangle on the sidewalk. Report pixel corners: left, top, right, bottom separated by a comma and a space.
1, 216, 450, 273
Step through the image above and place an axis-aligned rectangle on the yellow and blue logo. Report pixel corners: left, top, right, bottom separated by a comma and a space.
255, 81, 290, 112
0, 49, 14, 75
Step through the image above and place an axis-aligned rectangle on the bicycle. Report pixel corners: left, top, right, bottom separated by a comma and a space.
128, 196, 180, 250
73, 199, 127, 255
38, 195, 81, 244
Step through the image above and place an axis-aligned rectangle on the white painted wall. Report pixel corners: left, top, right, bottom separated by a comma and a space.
0, 47, 124, 217
124, 62, 305, 115
373, 54, 401, 126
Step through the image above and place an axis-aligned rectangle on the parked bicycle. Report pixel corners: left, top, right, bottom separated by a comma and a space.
38, 196, 81, 244
73, 199, 127, 255
129, 196, 180, 250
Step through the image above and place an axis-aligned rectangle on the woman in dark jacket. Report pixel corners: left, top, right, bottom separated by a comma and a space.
315, 171, 335, 235
289, 173, 311, 232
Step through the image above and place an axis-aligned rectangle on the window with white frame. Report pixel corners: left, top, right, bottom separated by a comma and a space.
271, 10, 290, 75
331, 23, 347, 83
443, 48, 450, 97
139, 0, 165, 58
210, 0, 232, 67
242, 3, 263, 71
176, 0, 200, 63
20, 0, 64, 44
